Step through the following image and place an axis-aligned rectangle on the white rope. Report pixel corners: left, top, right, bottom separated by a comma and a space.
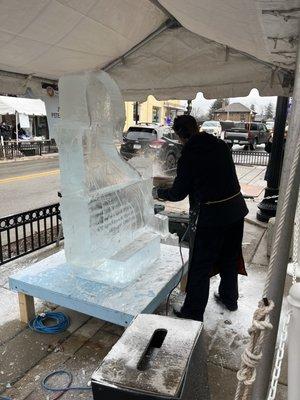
235, 300, 274, 400
234, 101, 300, 399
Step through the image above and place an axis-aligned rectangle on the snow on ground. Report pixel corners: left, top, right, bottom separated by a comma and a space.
0, 164, 290, 399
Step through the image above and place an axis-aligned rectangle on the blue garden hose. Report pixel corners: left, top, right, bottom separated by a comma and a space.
0, 370, 91, 400
28, 312, 70, 334
42, 370, 92, 392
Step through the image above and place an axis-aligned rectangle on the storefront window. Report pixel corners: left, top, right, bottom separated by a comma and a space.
35, 116, 49, 139
152, 107, 160, 123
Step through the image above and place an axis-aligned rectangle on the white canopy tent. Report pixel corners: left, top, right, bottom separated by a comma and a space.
0, 95, 46, 143
0, 0, 298, 100
0, 2, 300, 400
0, 96, 46, 116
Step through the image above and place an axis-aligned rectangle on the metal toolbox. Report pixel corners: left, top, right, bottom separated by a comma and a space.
91, 314, 210, 399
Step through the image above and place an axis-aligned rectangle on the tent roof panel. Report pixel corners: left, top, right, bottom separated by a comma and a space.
0, 0, 165, 79
159, 0, 270, 64
109, 27, 292, 100
0, 0, 298, 99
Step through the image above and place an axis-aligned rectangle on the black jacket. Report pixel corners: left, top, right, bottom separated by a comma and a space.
157, 133, 248, 227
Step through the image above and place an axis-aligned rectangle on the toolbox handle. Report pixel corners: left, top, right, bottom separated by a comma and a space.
137, 329, 167, 371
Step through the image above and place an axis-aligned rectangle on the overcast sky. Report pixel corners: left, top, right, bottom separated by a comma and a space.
192, 88, 277, 115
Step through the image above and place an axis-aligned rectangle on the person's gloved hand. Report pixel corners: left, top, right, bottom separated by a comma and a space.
152, 187, 159, 199
152, 187, 166, 201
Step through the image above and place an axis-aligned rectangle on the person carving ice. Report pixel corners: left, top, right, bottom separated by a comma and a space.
153, 115, 248, 322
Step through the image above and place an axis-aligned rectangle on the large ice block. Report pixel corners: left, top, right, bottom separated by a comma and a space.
74, 232, 161, 288
54, 71, 164, 286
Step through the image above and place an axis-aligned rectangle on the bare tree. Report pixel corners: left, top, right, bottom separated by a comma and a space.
208, 98, 229, 119
264, 102, 274, 119
191, 107, 209, 124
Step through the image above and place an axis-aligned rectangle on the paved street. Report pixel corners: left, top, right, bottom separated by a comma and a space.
0, 153, 267, 217
0, 156, 60, 216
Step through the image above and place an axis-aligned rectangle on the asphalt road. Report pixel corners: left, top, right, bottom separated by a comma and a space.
0, 144, 267, 217
0, 156, 60, 216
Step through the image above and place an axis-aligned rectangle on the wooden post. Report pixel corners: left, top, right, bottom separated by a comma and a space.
18, 293, 35, 323
180, 274, 188, 292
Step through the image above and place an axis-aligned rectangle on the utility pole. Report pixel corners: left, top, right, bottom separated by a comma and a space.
257, 96, 289, 222
15, 111, 19, 144
134, 102, 139, 124
186, 100, 192, 115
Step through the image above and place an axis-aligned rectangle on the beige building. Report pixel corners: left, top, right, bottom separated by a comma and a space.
124, 96, 185, 131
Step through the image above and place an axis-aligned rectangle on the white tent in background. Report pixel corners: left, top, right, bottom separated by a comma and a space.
0, 95, 46, 142
0, 96, 46, 116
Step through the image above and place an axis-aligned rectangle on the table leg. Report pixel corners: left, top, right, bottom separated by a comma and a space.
18, 293, 35, 323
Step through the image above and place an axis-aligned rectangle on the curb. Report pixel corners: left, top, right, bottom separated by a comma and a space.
0, 153, 59, 165
245, 216, 268, 229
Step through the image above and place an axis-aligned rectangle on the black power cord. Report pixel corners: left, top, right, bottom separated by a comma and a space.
165, 224, 190, 316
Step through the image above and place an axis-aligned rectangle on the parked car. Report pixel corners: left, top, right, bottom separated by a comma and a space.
200, 120, 235, 138
224, 122, 270, 150
120, 124, 182, 171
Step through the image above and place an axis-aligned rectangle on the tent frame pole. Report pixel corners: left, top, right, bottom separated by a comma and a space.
251, 34, 300, 400
0, 135, 5, 159
103, 19, 180, 72
15, 111, 19, 144
147, 0, 177, 19
257, 96, 289, 222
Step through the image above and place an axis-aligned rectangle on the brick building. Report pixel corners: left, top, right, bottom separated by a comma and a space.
213, 102, 255, 122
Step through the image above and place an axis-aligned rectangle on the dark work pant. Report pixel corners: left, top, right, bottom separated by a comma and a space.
182, 219, 244, 321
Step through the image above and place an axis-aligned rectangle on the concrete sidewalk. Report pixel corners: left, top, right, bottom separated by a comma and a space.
0, 209, 289, 400
0, 153, 59, 164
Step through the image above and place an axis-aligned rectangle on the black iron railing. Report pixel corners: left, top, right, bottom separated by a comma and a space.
0, 203, 62, 265
0, 139, 58, 159
232, 150, 269, 166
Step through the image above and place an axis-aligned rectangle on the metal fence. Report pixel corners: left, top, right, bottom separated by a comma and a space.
232, 150, 270, 166
0, 139, 58, 160
0, 203, 62, 265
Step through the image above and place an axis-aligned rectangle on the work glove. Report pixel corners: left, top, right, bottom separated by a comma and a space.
152, 187, 159, 200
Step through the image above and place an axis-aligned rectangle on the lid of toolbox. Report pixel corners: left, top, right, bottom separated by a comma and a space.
92, 314, 203, 397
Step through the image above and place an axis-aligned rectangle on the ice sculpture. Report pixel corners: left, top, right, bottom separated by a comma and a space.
54, 71, 162, 287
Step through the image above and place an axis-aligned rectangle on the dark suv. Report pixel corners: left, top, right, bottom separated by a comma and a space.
120, 124, 182, 171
